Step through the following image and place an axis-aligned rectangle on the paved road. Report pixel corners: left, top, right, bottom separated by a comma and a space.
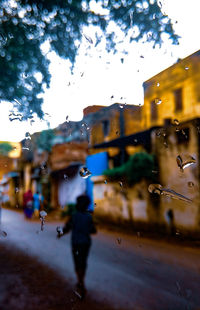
1, 208, 200, 310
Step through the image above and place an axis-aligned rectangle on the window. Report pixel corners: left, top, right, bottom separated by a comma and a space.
174, 88, 183, 111
150, 100, 158, 121
102, 120, 110, 137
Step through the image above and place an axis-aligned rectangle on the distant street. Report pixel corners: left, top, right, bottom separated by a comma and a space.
1, 208, 200, 310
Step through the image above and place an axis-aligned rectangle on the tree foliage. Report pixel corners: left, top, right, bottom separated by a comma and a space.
104, 152, 156, 185
0, 142, 13, 156
0, 0, 178, 118
35, 128, 55, 151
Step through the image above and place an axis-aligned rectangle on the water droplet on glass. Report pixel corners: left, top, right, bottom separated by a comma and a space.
83, 34, 93, 44
154, 98, 162, 105
79, 167, 91, 179
148, 184, 192, 203
111, 95, 114, 99
104, 180, 107, 184
188, 181, 194, 188
66, 115, 69, 122
40, 210, 47, 231
119, 181, 123, 187
137, 231, 141, 238
22, 147, 29, 150
140, 55, 144, 58
172, 119, 180, 126
134, 139, 138, 143
119, 104, 123, 109
185, 66, 189, 70
156, 82, 160, 87
163, 142, 168, 148
116, 237, 121, 244
176, 155, 183, 170
56, 226, 63, 235
25, 132, 31, 139
15, 187, 19, 193
0, 230, 7, 237
176, 155, 196, 171
64, 174, 68, 180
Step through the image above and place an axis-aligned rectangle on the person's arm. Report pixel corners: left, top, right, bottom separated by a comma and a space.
57, 216, 73, 238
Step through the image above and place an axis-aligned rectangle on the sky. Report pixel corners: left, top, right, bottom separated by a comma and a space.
1, 0, 200, 142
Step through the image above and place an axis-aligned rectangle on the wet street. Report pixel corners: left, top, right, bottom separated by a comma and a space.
1, 208, 200, 310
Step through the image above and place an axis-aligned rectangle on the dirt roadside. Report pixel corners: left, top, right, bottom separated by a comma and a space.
0, 242, 112, 310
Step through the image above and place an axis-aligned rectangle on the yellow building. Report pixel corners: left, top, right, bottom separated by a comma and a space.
143, 50, 200, 128
142, 50, 200, 236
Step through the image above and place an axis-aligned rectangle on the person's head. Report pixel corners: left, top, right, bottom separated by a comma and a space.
76, 195, 90, 212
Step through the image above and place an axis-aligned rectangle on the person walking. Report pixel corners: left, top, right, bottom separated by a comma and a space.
33, 191, 44, 218
23, 189, 33, 219
57, 194, 97, 299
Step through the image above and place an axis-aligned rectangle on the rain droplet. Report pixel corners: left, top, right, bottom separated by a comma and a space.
25, 132, 31, 139
40, 210, 47, 218
116, 237, 121, 244
176, 155, 196, 171
148, 184, 192, 203
185, 66, 189, 70
154, 98, 162, 105
176, 155, 183, 170
64, 174, 68, 180
15, 187, 19, 193
83, 33, 93, 44
66, 115, 69, 122
40, 210, 47, 231
0, 231, 7, 237
79, 167, 91, 179
119, 104, 123, 109
156, 82, 160, 87
56, 226, 63, 235
119, 181, 123, 187
163, 142, 168, 148
22, 147, 29, 150
140, 55, 144, 58
111, 95, 114, 99
188, 181, 194, 188
172, 119, 180, 126
134, 139, 138, 143
104, 180, 107, 184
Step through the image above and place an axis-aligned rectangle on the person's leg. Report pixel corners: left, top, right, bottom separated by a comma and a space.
72, 244, 90, 296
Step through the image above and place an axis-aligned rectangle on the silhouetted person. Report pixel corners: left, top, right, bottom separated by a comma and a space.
23, 189, 33, 219
57, 195, 97, 299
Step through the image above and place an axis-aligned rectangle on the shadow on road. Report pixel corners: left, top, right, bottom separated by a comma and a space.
0, 242, 112, 310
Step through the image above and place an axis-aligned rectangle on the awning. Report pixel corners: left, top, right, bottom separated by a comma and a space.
92, 127, 160, 149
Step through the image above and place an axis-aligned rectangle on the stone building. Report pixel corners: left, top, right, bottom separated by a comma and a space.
90, 50, 200, 237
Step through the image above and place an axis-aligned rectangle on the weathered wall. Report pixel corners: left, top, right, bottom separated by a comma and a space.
143, 51, 200, 129
153, 121, 200, 232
